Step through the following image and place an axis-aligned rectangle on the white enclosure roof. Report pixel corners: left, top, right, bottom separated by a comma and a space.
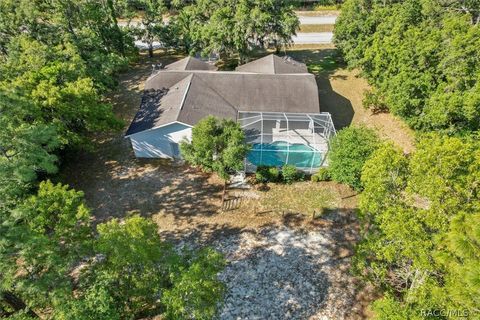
238, 111, 336, 173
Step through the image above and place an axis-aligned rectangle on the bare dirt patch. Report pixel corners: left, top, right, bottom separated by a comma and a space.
214, 223, 370, 320
170, 208, 373, 320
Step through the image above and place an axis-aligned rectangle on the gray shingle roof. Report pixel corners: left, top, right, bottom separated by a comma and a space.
235, 54, 308, 74
165, 56, 217, 71
178, 74, 238, 125
126, 55, 319, 136
125, 75, 192, 136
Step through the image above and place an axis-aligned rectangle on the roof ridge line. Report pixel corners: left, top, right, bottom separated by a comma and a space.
152, 70, 312, 75
184, 56, 192, 69
176, 74, 193, 118
271, 54, 276, 74
184, 56, 199, 69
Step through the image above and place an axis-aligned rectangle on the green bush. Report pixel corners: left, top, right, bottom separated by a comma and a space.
281, 164, 301, 184
256, 165, 306, 184
328, 126, 380, 190
311, 168, 331, 182
255, 166, 269, 183
268, 166, 281, 182
255, 165, 280, 183
180, 116, 250, 180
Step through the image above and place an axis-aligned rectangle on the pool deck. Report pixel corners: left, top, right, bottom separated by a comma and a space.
255, 128, 329, 154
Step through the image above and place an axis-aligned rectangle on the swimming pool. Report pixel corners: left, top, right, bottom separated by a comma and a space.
247, 141, 322, 169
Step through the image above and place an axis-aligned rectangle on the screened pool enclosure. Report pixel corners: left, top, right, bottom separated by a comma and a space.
238, 111, 336, 174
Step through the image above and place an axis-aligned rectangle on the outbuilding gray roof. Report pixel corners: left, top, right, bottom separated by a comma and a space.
235, 54, 308, 74
165, 56, 217, 71
126, 55, 319, 137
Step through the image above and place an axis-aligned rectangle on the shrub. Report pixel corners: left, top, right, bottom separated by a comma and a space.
281, 164, 301, 184
256, 165, 306, 184
328, 126, 380, 190
363, 89, 388, 113
255, 166, 269, 183
255, 166, 271, 182
180, 116, 250, 180
311, 168, 331, 182
267, 166, 281, 182
255, 165, 280, 183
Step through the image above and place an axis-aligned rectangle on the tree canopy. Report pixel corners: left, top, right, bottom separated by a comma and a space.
1, 182, 225, 319
0, 1, 228, 318
181, 116, 250, 180
328, 126, 380, 190
355, 134, 480, 318
334, 0, 480, 133
335, 1, 480, 316
170, 0, 300, 61
131, 0, 169, 57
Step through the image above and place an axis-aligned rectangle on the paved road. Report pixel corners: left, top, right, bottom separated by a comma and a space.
296, 14, 337, 44
293, 32, 333, 44
133, 33, 334, 49
298, 15, 337, 25
121, 15, 338, 27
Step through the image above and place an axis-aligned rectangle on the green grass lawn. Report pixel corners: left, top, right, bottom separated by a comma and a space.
295, 8, 340, 15
259, 182, 338, 217
304, 51, 341, 74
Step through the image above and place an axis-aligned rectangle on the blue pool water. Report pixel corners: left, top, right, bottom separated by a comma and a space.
247, 141, 322, 169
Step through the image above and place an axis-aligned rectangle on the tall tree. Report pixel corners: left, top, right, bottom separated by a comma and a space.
0, 36, 122, 147
180, 116, 250, 180
130, 0, 169, 58
170, 0, 299, 62
61, 215, 225, 319
1, 186, 226, 319
0, 0, 136, 88
328, 126, 380, 190
0, 181, 93, 317
0, 91, 60, 209
356, 134, 480, 317
334, 0, 480, 133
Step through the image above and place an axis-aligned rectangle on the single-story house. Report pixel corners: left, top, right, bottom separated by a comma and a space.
125, 54, 336, 173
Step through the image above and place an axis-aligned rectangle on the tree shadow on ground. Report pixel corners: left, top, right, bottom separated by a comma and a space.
59, 57, 223, 225
62, 141, 223, 224
158, 208, 372, 320
283, 48, 355, 129
160, 222, 333, 319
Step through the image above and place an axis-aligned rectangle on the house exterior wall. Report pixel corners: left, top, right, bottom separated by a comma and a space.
128, 122, 192, 158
